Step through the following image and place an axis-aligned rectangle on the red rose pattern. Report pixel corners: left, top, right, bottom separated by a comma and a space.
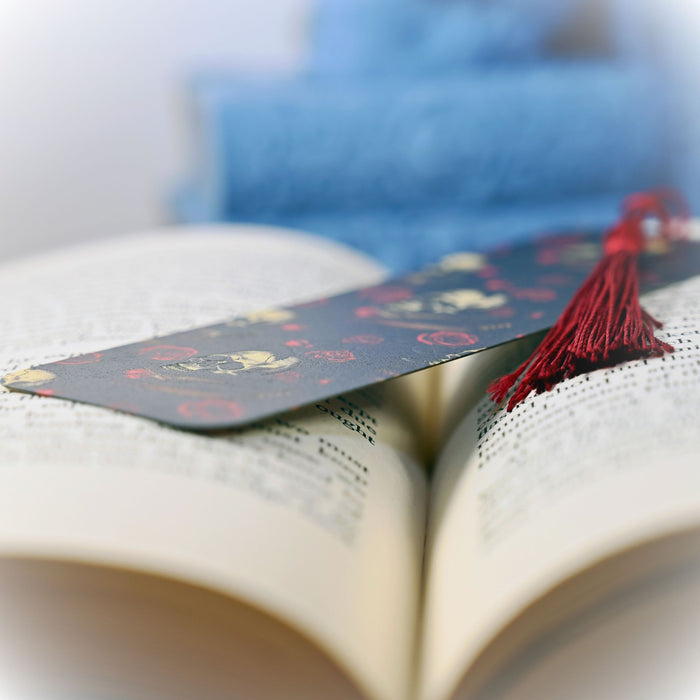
491, 306, 516, 318
304, 350, 356, 362
477, 264, 498, 278
512, 288, 557, 302
485, 278, 511, 291
417, 331, 478, 346
125, 368, 155, 379
359, 285, 413, 303
354, 306, 381, 318
138, 345, 198, 362
275, 370, 301, 383
177, 399, 245, 421
55, 352, 104, 365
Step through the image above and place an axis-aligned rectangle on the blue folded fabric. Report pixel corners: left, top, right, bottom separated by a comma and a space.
309, 0, 583, 76
172, 184, 628, 272
189, 63, 668, 221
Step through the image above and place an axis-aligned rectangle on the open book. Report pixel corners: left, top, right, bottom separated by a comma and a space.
1, 226, 700, 700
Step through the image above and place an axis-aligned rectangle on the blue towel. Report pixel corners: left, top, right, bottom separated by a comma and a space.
309, 0, 582, 76
188, 63, 668, 220
172, 184, 629, 272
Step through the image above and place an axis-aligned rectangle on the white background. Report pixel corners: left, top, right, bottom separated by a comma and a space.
0, 0, 310, 262
2, 0, 699, 265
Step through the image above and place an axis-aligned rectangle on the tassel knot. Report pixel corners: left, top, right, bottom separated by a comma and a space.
603, 220, 644, 256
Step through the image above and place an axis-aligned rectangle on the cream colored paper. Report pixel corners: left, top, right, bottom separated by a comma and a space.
419, 275, 700, 700
0, 227, 428, 700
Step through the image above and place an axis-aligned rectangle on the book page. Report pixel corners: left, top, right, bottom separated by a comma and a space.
0, 227, 428, 700
479, 557, 700, 700
419, 272, 700, 700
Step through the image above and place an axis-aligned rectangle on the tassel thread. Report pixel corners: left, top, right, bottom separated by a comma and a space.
489, 189, 689, 411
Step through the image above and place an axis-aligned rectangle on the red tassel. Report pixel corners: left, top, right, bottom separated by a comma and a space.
488, 189, 689, 411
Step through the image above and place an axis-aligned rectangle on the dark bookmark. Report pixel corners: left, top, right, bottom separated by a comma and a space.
3, 231, 699, 431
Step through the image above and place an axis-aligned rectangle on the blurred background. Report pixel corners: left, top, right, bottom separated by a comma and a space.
1, 0, 699, 271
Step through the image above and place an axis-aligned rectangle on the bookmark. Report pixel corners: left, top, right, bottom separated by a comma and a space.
3, 229, 699, 431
